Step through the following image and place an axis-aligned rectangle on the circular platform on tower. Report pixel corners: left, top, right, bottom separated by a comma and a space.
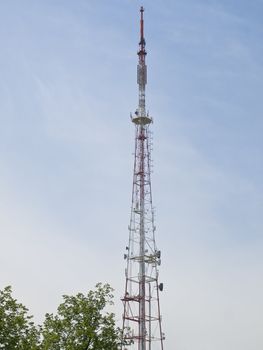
132, 115, 152, 125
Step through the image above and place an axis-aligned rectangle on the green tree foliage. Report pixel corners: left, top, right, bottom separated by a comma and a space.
0, 283, 121, 349
0, 286, 39, 350
40, 283, 120, 350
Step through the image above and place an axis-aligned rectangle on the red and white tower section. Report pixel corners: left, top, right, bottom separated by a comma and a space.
121, 7, 164, 350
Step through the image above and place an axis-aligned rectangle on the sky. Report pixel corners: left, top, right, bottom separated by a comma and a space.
0, 0, 262, 349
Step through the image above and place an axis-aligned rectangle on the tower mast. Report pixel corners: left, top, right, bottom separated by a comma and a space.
121, 7, 164, 350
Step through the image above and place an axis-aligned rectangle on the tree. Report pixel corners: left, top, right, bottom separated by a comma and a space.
40, 283, 121, 350
0, 286, 39, 350
0, 284, 120, 349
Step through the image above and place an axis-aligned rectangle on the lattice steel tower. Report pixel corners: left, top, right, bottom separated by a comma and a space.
121, 7, 164, 350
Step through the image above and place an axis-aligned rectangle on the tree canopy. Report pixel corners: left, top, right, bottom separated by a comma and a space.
0, 284, 121, 350
0, 286, 39, 350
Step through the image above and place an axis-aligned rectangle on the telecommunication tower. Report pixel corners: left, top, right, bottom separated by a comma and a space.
121, 7, 164, 350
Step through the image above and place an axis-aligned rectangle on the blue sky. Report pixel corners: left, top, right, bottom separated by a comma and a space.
0, 1, 262, 349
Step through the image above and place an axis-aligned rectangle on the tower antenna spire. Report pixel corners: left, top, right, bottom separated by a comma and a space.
139, 6, 145, 54
134, 6, 149, 124
121, 7, 164, 350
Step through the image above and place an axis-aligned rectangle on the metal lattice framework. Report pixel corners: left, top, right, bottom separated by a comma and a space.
121, 7, 164, 350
